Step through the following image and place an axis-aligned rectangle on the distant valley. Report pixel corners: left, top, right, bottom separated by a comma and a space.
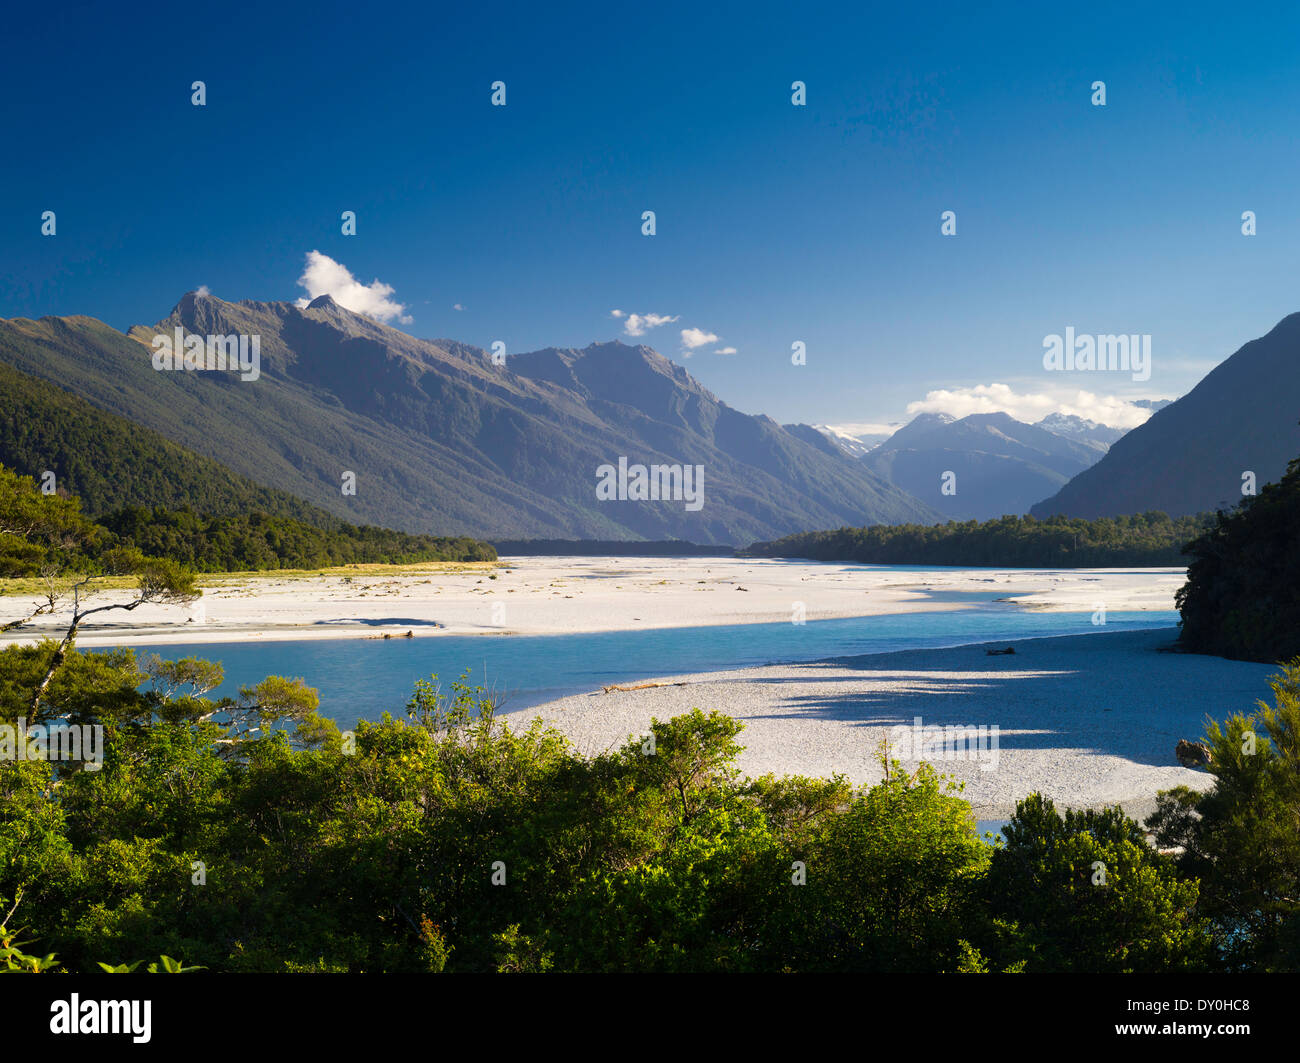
814, 410, 1149, 521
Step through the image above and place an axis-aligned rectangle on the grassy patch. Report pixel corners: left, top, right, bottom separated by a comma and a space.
0, 560, 506, 598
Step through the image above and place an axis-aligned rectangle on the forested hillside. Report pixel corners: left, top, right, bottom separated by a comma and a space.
0, 361, 495, 571
0, 361, 324, 522
1178, 453, 1300, 662
0, 465, 495, 577
744, 512, 1213, 567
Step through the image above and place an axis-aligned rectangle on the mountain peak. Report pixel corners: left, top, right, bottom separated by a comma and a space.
172, 289, 220, 315
1039, 411, 1099, 430
963, 411, 1021, 427
580, 338, 664, 362
306, 294, 340, 311
509, 338, 708, 403
1036, 412, 1126, 449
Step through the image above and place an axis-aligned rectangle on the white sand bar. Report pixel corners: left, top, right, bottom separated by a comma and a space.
504, 628, 1278, 821
0, 557, 1186, 647
0, 557, 1271, 819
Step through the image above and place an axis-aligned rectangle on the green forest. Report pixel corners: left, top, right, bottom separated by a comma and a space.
0, 363, 496, 569
743, 512, 1215, 567
0, 361, 327, 523
96, 504, 495, 572
1178, 453, 1300, 663
0, 465, 495, 576
2, 648, 1299, 973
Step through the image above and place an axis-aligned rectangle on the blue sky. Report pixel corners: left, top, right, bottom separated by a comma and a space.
4, 1, 1300, 431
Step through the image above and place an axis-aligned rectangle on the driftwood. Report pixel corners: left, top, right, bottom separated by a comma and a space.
600, 681, 688, 694
1175, 739, 1213, 768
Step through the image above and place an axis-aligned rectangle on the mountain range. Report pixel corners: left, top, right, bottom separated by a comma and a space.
1032, 314, 1300, 518
828, 411, 1117, 521
0, 292, 941, 544
1034, 412, 1128, 451
5, 291, 1289, 539
808, 424, 891, 458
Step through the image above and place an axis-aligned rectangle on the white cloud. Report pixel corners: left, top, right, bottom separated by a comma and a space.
453, 303, 466, 311
294, 250, 411, 324
904, 382, 1163, 429
680, 327, 719, 350
714, 346, 737, 355
195, 285, 211, 297
614, 311, 678, 337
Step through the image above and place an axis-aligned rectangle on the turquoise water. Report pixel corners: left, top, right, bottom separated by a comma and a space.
110, 607, 1180, 731
976, 819, 1011, 844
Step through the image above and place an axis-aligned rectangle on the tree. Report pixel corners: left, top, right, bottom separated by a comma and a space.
1149, 659, 1300, 969
986, 794, 1210, 971
14, 549, 200, 719
1178, 448, 1300, 662
787, 757, 993, 972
